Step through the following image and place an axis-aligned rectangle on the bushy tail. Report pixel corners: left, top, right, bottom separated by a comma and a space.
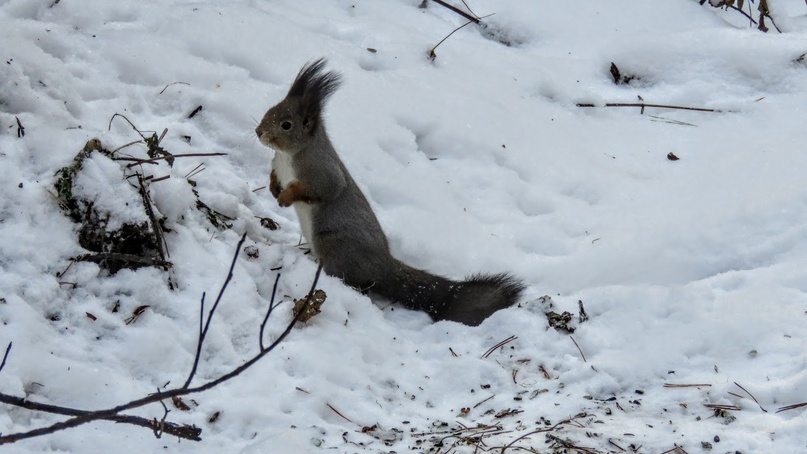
373, 260, 525, 326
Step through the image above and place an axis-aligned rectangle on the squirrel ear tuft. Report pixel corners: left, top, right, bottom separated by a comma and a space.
287, 58, 342, 120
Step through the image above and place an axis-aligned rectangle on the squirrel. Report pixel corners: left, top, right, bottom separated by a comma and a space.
255, 59, 524, 326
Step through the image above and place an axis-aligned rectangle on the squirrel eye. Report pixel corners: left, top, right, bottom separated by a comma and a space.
281, 121, 292, 131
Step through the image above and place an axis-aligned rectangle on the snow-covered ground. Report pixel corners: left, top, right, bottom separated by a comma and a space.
2, 0, 807, 452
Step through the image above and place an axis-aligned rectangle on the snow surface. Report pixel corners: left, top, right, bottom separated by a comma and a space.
2, 0, 807, 452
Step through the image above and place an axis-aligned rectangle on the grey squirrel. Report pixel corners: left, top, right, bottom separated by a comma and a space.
255, 59, 524, 325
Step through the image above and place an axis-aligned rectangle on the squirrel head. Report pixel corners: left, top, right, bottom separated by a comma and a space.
256, 58, 342, 153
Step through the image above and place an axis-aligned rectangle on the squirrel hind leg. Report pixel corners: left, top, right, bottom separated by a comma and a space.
438, 273, 525, 326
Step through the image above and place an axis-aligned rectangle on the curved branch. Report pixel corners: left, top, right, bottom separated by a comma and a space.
0, 236, 323, 445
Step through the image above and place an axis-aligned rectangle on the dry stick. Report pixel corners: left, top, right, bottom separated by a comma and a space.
116, 152, 227, 168
570, 335, 586, 362
108, 113, 148, 140
481, 335, 517, 358
0, 342, 11, 373
110, 140, 143, 156
15, 116, 25, 138
704, 403, 741, 411
184, 162, 205, 179
184, 233, 248, 388
609, 439, 626, 452
430, 0, 480, 23
326, 403, 356, 425
259, 273, 282, 351
729, 5, 757, 24
777, 402, 807, 413
473, 395, 494, 409
0, 394, 201, 441
576, 102, 720, 113
428, 19, 474, 59
136, 174, 171, 276
0, 241, 323, 445
734, 382, 767, 412
663, 383, 712, 388
728, 391, 745, 400
158, 82, 190, 95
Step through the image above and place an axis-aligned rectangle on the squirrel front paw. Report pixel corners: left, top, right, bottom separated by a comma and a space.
277, 181, 316, 207
269, 170, 282, 199
277, 188, 295, 207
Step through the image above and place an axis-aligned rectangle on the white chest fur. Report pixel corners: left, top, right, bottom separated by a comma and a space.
271, 151, 316, 255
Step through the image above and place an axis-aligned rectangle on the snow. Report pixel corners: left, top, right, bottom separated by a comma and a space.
1, 0, 807, 452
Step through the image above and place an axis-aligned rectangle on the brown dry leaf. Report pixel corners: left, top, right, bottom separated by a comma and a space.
293, 289, 326, 323
172, 396, 192, 411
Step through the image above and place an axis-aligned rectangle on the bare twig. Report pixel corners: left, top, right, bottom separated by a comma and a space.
135, 174, 171, 277
428, 19, 474, 60
158, 82, 190, 95
326, 403, 356, 425
776, 401, 807, 413
473, 394, 494, 409
184, 232, 247, 388
0, 342, 11, 373
0, 393, 201, 441
259, 273, 282, 350
728, 5, 757, 24
481, 335, 517, 358
15, 116, 25, 138
704, 403, 741, 411
115, 152, 227, 168
663, 383, 712, 388
576, 102, 720, 113
184, 163, 206, 180
734, 382, 767, 412
108, 113, 148, 140
0, 237, 323, 445
429, 0, 480, 23
570, 335, 586, 362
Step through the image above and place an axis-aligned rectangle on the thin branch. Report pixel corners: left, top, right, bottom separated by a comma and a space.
734, 382, 767, 412
0, 342, 11, 373
776, 401, 807, 413
0, 238, 323, 445
135, 174, 171, 276
259, 273, 282, 350
431, 0, 480, 24
728, 5, 757, 24
184, 232, 247, 388
576, 102, 720, 113
663, 383, 712, 388
0, 394, 200, 440
481, 335, 517, 359
570, 335, 587, 362
158, 81, 190, 95
108, 113, 148, 141
116, 152, 227, 168
428, 19, 474, 59
326, 403, 356, 425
